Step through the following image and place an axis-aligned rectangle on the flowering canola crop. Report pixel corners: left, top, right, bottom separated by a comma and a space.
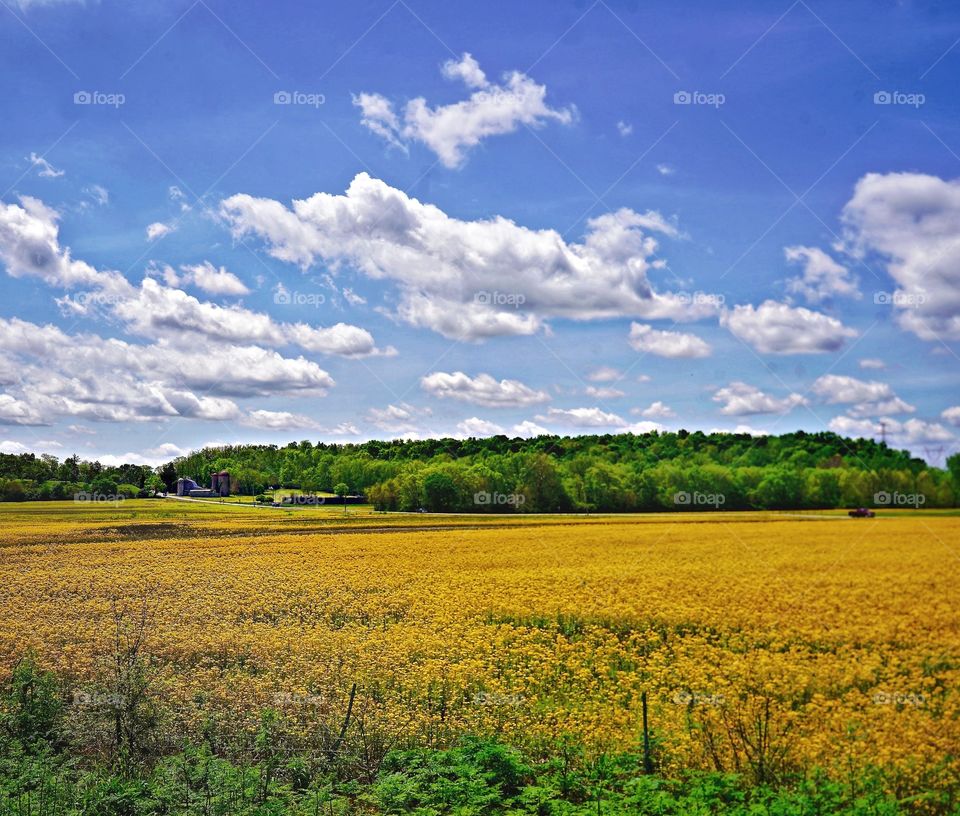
0, 501, 957, 799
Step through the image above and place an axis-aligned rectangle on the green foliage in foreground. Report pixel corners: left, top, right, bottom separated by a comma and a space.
0, 657, 945, 816
0, 735, 920, 816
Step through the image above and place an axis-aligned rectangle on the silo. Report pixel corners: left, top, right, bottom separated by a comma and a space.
210, 472, 220, 493
218, 471, 231, 496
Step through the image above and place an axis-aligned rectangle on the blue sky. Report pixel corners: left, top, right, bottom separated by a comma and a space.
1, 0, 959, 465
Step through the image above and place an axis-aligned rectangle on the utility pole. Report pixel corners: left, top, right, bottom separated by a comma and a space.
924, 446, 945, 467
641, 691, 653, 774
879, 421, 887, 446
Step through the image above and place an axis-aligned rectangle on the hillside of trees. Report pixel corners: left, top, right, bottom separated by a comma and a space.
3, 431, 958, 511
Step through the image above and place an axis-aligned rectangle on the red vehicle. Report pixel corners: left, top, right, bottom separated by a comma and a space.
848, 508, 876, 518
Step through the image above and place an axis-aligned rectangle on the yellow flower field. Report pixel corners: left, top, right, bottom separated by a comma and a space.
1, 501, 958, 799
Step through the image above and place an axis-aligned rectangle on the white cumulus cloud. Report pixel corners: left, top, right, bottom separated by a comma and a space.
177, 261, 251, 296
721, 300, 857, 354
456, 417, 506, 437
146, 222, 174, 241
628, 322, 712, 358
354, 53, 575, 168
712, 382, 807, 416
784, 245, 859, 303
537, 407, 627, 427
221, 173, 714, 341
421, 371, 550, 407
841, 171, 960, 340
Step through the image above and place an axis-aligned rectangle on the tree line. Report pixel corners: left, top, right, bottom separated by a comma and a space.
3, 431, 958, 511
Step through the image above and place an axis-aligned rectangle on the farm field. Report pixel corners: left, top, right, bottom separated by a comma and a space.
1, 500, 959, 810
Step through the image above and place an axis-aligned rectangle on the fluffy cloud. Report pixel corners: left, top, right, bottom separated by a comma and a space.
859, 358, 886, 370
221, 173, 717, 340
537, 407, 626, 427
810, 374, 914, 417
636, 400, 675, 419
109, 280, 389, 357
221, 173, 713, 341
146, 222, 173, 241
0, 196, 132, 296
940, 406, 960, 427
354, 53, 575, 168
366, 403, 423, 433
721, 300, 857, 354
842, 171, 960, 340
456, 417, 506, 437
585, 385, 625, 399
240, 409, 320, 430
421, 371, 550, 407
174, 261, 251, 296
829, 415, 953, 445
285, 321, 394, 357
0, 393, 48, 425
145, 443, 188, 458
628, 322, 712, 358
0, 441, 29, 454
712, 382, 807, 416
115, 278, 282, 345
846, 397, 915, 418
586, 366, 623, 383
513, 420, 550, 437
811, 374, 893, 404
0, 206, 388, 360
0, 316, 335, 429
784, 245, 859, 303
441, 52, 488, 88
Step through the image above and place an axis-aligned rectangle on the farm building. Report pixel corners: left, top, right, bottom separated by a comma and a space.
176, 471, 233, 498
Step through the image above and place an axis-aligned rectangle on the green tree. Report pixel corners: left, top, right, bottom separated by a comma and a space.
948, 452, 960, 506
144, 474, 164, 495
158, 462, 177, 493
422, 472, 458, 512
